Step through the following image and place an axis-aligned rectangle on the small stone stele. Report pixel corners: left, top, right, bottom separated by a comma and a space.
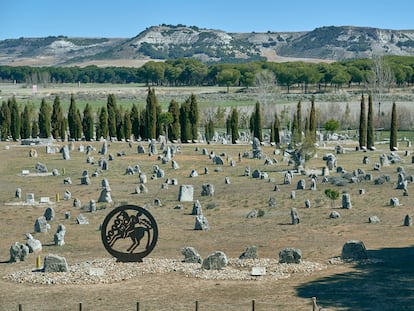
239, 246, 258, 259
202, 251, 228, 270
279, 248, 302, 264
43, 254, 68, 272
341, 240, 368, 261
9, 242, 29, 262
194, 215, 209, 230
403, 214, 412, 226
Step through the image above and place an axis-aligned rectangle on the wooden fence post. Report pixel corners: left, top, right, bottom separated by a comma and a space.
136, 301, 140, 311
79, 302, 82, 311
18, 304, 22, 311
195, 300, 199, 311
252, 299, 256, 311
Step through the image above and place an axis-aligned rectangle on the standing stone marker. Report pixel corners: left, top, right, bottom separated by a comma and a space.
194, 215, 209, 230
341, 240, 368, 260
178, 185, 194, 202
34, 216, 49, 233
202, 251, 228, 270
181, 247, 202, 263
279, 248, 302, 264
342, 193, 352, 209
291, 208, 300, 225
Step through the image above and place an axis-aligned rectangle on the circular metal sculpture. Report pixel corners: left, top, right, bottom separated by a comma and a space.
101, 205, 158, 262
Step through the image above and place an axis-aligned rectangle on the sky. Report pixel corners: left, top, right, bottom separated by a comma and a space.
1, 0, 413, 40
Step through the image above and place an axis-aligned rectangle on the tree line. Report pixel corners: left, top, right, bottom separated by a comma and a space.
2, 56, 414, 91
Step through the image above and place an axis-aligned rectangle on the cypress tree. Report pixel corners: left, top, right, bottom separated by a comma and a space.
273, 112, 281, 145
309, 96, 317, 143
31, 120, 38, 138
38, 98, 51, 138
107, 94, 118, 138
0, 100, 11, 140
116, 106, 124, 141
253, 102, 263, 141
168, 100, 180, 141
179, 98, 191, 143
68, 94, 82, 140
82, 103, 94, 141
367, 94, 374, 150
51, 95, 64, 139
295, 100, 302, 143
97, 106, 108, 140
10, 97, 20, 141
130, 104, 140, 140
390, 102, 398, 151
21, 104, 31, 139
145, 88, 158, 139
189, 94, 199, 141
359, 94, 367, 149
124, 110, 132, 141
291, 113, 298, 144
230, 108, 239, 144
205, 118, 214, 143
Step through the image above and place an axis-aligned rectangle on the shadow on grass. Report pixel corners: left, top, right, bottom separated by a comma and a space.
296, 245, 414, 310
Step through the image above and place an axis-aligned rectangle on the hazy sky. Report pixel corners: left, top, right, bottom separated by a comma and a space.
1, 0, 412, 39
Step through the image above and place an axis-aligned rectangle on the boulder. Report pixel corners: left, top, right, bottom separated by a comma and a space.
194, 215, 209, 230
239, 246, 258, 259
202, 251, 228, 270
279, 248, 302, 264
9, 242, 30, 262
181, 247, 202, 263
43, 254, 68, 272
341, 240, 368, 260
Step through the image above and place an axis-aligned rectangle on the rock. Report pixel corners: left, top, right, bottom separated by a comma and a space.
73, 198, 81, 208
279, 248, 302, 264
291, 208, 300, 225
268, 196, 276, 208
202, 251, 228, 270
89, 200, 96, 212
341, 240, 368, 260
368, 216, 380, 223
43, 254, 68, 272
296, 179, 306, 190
15, 188, 22, 199
342, 193, 352, 209
329, 211, 341, 219
98, 188, 112, 203
390, 197, 400, 207
34, 216, 49, 233
26, 235, 42, 253
239, 246, 258, 259
404, 214, 412, 226
64, 189, 71, 201
305, 199, 311, 208
201, 183, 214, 196
54, 224, 66, 246
181, 247, 202, 263
35, 162, 48, 173
43, 207, 55, 221
9, 242, 29, 262
194, 215, 209, 230
61, 145, 70, 160
178, 185, 194, 202
191, 200, 202, 215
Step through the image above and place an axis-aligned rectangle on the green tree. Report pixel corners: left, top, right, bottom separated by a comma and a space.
168, 100, 180, 141
359, 94, 367, 149
295, 100, 302, 143
179, 99, 191, 143
21, 104, 31, 139
271, 112, 281, 144
68, 94, 82, 140
10, 97, 20, 141
309, 96, 317, 143
325, 188, 340, 208
130, 104, 141, 140
82, 103, 94, 141
252, 102, 263, 141
145, 88, 158, 139
31, 120, 38, 138
107, 94, 118, 138
96, 106, 108, 140
0, 100, 11, 140
325, 119, 340, 133
229, 108, 239, 144
367, 94, 374, 150
189, 94, 199, 141
51, 95, 64, 139
216, 68, 241, 93
38, 98, 51, 138
390, 102, 398, 151
204, 118, 215, 143
116, 106, 124, 140
158, 112, 173, 140
123, 110, 132, 141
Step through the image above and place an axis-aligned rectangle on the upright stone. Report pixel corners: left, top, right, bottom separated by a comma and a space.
34, 216, 49, 233
43, 254, 68, 272
194, 215, 209, 230
202, 251, 228, 270
15, 188, 22, 199
279, 248, 302, 264
341, 240, 368, 260
9, 242, 30, 262
239, 246, 258, 259
342, 193, 352, 209
61, 145, 70, 160
101, 141, 108, 155
201, 183, 215, 196
181, 247, 202, 263
54, 224, 66, 246
404, 214, 413, 226
43, 207, 55, 221
178, 185, 194, 202
191, 200, 203, 215
291, 208, 300, 224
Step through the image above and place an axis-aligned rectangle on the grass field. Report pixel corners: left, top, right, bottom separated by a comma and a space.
0, 137, 413, 310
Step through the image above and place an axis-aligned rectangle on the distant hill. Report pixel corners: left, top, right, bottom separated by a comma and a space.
2, 24, 414, 67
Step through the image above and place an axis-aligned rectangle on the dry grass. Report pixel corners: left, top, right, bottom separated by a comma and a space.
0, 139, 413, 311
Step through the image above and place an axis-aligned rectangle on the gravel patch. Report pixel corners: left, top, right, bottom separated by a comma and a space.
4, 258, 327, 285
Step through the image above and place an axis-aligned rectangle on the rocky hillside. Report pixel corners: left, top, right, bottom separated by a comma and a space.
2, 24, 414, 66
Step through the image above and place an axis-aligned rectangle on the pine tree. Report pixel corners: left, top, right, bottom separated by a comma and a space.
51, 95, 64, 139
38, 98, 51, 138
145, 88, 158, 139
390, 102, 398, 151
253, 102, 263, 141
107, 94, 118, 139
309, 96, 317, 143
0, 100, 11, 140
82, 103, 94, 141
130, 104, 140, 140
189, 94, 199, 141
168, 100, 180, 141
10, 96, 20, 141
21, 104, 31, 139
179, 98, 191, 143
367, 94, 374, 150
230, 108, 239, 144
359, 94, 367, 149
